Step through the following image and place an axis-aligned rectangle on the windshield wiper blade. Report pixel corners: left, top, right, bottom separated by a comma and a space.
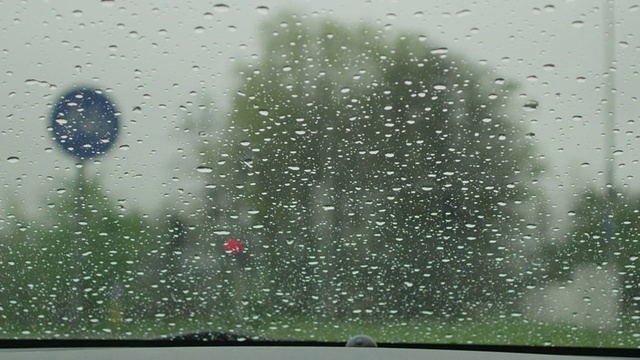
157, 330, 272, 343
0, 330, 276, 348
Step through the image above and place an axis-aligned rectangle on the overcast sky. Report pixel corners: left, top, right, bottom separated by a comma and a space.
1, 0, 640, 222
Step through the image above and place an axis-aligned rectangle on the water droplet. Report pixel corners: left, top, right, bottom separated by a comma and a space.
430, 48, 449, 55
568, 211, 576, 216
571, 20, 584, 28
213, 4, 230, 12
256, 6, 270, 14
7, 156, 19, 163
613, 150, 624, 156
72, 10, 83, 17
341, 87, 351, 93
259, 109, 269, 116
404, 281, 414, 287
523, 100, 539, 111
213, 229, 231, 235
526, 224, 537, 229
433, 84, 447, 90
196, 166, 213, 173
194, 26, 205, 34
322, 205, 335, 211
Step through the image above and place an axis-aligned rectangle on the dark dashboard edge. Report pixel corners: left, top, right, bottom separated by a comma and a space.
0, 339, 638, 357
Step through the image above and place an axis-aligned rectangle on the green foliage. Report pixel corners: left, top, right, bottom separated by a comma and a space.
540, 188, 640, 314
195, 13, 544, 319
0, 175, 154, 336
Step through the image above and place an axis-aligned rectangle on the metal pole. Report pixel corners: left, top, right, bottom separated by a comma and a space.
72, 160, 87, 333
603, 0, 616, 262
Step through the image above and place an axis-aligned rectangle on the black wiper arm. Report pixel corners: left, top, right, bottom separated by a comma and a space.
0, 332, 277, 349
157, 330, 272, 343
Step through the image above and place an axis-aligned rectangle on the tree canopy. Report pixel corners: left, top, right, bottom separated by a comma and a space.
194, 14, 543, 318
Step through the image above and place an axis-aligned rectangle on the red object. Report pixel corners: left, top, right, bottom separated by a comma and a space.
224, 238, 245, 255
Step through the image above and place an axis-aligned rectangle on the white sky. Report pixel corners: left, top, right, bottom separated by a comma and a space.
1, 0, 640, 223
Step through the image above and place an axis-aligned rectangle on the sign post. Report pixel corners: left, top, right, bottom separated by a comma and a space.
224, 238, 247, 321
50, 87, 120, 330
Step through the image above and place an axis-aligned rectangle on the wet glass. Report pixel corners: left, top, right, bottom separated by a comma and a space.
0, 0, 638, 348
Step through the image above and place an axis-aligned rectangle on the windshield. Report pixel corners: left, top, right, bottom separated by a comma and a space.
1, 0, 638, 349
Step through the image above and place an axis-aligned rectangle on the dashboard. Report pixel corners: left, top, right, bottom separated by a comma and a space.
0, 346, 630, 360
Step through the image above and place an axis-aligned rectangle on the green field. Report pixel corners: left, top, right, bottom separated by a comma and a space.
5, 315, 638, 349
239, 317, 640, 348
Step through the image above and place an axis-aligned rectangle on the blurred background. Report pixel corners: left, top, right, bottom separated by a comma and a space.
0, 0, 638, 347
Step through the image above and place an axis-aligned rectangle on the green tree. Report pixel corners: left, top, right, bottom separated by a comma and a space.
540, 188, 640, 321
195, 13, 543, 319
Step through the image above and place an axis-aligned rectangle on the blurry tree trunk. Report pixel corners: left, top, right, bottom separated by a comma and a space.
166, 217, 186, 317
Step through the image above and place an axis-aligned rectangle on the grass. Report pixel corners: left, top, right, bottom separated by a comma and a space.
2, 314, 638, 349
243, 316, 639, 348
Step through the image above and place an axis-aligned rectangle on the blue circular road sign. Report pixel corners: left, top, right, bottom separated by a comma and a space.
50, 87, 120, 160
